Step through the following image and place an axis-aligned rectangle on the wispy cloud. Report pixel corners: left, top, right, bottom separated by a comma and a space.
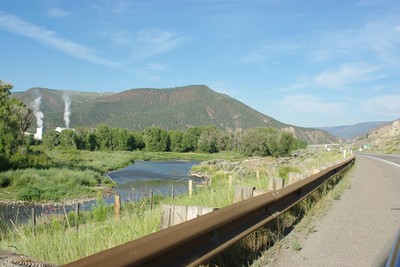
108, 28, 187, 60
47, 8, 71, 18
242, 41, 299, 63
91, 0, 132, 14
0, 11, 121, 68
281, 94, 343, 114
314, 62, 384, 90
142, 62, 167, 72
312, 13, 400, 66
132, 29, 187, 60
362, 94, 400, 116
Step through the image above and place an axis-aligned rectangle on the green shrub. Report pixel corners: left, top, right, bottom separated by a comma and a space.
0, 175, 10, 188
17, 186, 43, 201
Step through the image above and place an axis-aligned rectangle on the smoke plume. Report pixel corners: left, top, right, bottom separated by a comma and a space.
31, 97, 44, 128
63, 94, 71, 128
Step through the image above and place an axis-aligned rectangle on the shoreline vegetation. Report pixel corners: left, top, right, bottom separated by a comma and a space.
0, 146, 352, 266
0, 149, 242, 205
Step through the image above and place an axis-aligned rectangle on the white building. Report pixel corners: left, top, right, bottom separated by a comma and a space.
34, 127, 43, 140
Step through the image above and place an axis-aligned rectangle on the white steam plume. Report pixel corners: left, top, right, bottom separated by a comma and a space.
31, 97, 44, 128
63, 94, 71, 128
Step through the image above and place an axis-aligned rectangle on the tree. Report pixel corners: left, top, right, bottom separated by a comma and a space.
95, 124, 113, 151
0, 81, 32, 158
42, 130, 60, 149
181, 126, 203, 152
60, 130, 77, 150
169, 130, 185, 152
143, 127, 170, 152
9, 98, 34, 144
197, 125, 219, 153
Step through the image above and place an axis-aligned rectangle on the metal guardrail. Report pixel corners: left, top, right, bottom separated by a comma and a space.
63, 156, 355, 267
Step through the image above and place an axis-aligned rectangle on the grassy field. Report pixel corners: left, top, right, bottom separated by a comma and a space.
0, 147, 352, 265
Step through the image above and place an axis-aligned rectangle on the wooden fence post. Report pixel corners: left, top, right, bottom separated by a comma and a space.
114, 194, 121, 218
189, 180, 193, 197
228, 175, 233, 188
150, 190, 154, 211
75, 203, 80, 233
31, 208, 36, 236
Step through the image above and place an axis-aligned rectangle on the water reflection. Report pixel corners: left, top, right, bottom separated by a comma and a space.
108, 160, 201, 202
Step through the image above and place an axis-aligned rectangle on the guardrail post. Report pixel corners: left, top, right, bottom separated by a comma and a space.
233, 186, 255, 203
269, 178, 284, 191
288, 172, 301, 185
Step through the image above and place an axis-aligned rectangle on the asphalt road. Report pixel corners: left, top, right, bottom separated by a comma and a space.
262, 153, 400, 267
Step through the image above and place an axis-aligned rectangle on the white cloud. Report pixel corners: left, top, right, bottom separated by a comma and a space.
281, 94, 343, 114
47, 8, 71, 18
0, 11, 121, 68
312, 15, 400, 66
131, 29, 187, 60
142, 62, 167, 71
91, 0, 132, 14
243, 42, 299, 63
107, 28, 187, 60
362, 94, 400, 116
314, 63, 384, 90
108, 29, 133, 45
363, 20, 400, 65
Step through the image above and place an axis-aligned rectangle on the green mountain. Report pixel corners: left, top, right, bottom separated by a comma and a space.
13, 85, 341, 144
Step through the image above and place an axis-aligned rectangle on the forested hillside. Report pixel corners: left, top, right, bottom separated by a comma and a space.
13, 85, 341, 144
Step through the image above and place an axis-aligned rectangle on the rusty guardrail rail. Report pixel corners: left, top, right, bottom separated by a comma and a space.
64, 156, 355, 267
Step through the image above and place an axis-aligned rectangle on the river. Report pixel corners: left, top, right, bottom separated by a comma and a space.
0, 160, 200, 224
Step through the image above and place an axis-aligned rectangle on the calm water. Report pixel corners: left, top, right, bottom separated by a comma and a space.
0, 160, 200, 224
107, 160, 201, 202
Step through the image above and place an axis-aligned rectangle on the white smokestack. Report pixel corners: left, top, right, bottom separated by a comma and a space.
31, 97, 44, 128
63, 94, 71, 128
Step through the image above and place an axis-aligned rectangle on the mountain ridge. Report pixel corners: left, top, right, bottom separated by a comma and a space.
13, 85, 342, 144
317, 121, 390, 140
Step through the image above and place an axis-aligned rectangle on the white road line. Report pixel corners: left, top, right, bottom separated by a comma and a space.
358, 154, 400, 168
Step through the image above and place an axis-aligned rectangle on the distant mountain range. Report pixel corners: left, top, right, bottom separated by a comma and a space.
13, 85, 342, 144
317, 121, 390, 140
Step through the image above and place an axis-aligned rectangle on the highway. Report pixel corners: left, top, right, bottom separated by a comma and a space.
256, 153, 400, 267
358, 152, 400, 167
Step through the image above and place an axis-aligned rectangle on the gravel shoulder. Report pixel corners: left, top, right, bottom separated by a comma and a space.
253, 155, 400, 267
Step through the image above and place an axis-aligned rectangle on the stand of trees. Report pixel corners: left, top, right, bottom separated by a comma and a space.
41, 124, 307, 157
0, 81, 33, 170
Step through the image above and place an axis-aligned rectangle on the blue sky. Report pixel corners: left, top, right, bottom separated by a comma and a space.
0, 0, 399, 127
